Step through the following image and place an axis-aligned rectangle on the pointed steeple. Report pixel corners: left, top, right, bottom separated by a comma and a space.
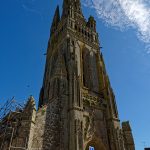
50, 5, 60, 36
24, 95, 36, 111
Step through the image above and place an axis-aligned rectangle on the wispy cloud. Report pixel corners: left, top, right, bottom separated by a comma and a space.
21, 4, 43, 20
16, 0, 43, 20
83, 0, 150, 53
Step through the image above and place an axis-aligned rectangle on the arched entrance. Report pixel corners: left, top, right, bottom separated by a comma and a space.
85, 137, 106, 150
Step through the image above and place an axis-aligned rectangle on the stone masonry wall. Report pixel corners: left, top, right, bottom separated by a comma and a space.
31, 106, 47, 150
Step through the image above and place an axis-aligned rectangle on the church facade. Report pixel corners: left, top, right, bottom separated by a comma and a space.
0, 0, 135, 150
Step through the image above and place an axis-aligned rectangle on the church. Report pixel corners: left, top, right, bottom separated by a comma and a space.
0, 0, 135, 149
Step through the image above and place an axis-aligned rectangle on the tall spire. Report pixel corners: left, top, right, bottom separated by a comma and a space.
50, 5, 60, 36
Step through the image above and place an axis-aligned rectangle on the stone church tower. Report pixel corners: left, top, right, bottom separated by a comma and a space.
0, 0, 135, 150
37, 0, 135, 149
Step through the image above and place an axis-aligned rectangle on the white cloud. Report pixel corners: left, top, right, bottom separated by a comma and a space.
83, 0, 150, 53
16, 0, 43, 20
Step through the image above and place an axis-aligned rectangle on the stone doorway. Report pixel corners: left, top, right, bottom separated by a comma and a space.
85, 138, 106, 150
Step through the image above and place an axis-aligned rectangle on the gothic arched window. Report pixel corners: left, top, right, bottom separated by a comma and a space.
83, 48, 92, 89
90, 52, 99, 93
82, 48, 99, 93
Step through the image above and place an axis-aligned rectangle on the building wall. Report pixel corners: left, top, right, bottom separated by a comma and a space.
0, 96, 36, 150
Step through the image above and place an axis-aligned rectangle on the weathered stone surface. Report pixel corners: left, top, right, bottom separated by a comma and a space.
31, 106, 47, 150
0, 0, 135, 150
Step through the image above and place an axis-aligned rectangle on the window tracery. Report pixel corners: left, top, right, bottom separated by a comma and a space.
82, 48, 99, 93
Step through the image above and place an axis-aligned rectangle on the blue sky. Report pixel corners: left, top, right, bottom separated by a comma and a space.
0, 0, 150, 149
